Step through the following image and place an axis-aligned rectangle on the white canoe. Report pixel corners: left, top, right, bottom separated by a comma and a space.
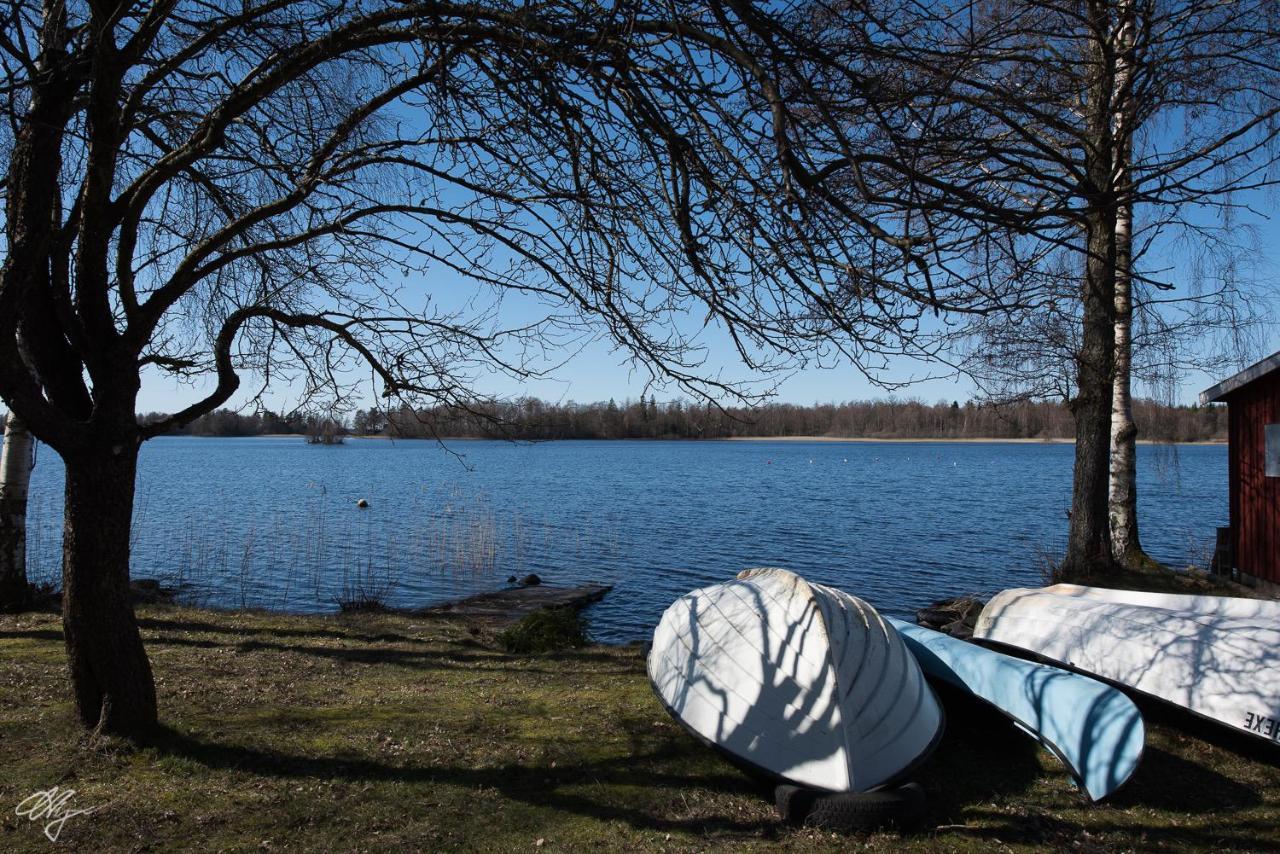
975, 587, 1280, 745
1043, 583, 1280, 623
647, 567, 944, 792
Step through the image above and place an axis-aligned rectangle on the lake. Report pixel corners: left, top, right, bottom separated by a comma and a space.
24, 437, 1226, 643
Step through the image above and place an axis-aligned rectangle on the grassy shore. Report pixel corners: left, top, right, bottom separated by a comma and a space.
2, 605, 1277, 852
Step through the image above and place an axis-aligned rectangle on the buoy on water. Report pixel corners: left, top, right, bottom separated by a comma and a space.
356, 498, 369, 508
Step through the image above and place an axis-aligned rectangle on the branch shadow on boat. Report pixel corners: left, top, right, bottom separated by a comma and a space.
652, 581, 849, 786
978, 589, 1279, 758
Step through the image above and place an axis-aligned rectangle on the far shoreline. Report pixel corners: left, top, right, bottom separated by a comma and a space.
719, 436, 1226, 446
205, 433, 1226, 446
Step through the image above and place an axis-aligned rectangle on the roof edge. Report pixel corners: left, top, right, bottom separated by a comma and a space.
1199, 350, 1280, 404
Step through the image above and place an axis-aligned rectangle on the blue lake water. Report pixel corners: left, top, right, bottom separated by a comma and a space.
24, 437, 1227, 643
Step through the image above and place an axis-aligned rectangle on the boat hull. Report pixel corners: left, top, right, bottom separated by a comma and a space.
647, 568, 943, 792
887, 617, 1144, 801
1042, 583, 1280, 623
975, 587, 1280, 745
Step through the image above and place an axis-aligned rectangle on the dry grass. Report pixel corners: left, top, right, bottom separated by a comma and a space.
1, 605, 1277, 852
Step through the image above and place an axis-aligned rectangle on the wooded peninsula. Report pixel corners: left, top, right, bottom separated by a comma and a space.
140, 397, 1226, 443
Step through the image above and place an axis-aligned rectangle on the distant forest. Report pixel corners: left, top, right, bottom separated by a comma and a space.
139, 396, 1227, 443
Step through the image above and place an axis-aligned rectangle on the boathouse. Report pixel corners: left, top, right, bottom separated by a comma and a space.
1200, 350, 1280, 591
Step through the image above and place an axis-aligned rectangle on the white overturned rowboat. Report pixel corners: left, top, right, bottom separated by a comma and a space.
975, 587, 1280, 745
647, 568, 944, 792
1042, 583, 1280, 623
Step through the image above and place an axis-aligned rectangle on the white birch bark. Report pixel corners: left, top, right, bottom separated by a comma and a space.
0, 411, 35, 609
1107, 0, 1152, 569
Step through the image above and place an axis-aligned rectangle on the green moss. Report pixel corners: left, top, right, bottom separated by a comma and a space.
497, 606, 589, 654
0, 604, 1277, 852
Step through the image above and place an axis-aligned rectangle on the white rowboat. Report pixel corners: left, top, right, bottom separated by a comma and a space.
975, 586, 1280, 745
1042, 583, 1280, 623
648, 568, 944, 792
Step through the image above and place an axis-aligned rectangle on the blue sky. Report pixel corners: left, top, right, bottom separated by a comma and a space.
133, 207, 1279, 417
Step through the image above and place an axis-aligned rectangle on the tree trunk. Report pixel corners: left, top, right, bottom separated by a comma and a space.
1064, 212, 1119, 579
0, 411, 34, 611
60, 441, 157, 735
1106, 0, 1156, 572
1107, 201, 1154, 570
1063, 5, 1122, 580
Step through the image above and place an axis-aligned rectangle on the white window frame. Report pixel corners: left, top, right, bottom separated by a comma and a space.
1267, 423, 1280, 477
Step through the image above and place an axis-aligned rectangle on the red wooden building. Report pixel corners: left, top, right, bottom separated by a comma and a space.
1201, 350, 1280, 591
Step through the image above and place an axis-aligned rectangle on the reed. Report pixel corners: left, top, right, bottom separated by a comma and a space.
22, 477, 611, 614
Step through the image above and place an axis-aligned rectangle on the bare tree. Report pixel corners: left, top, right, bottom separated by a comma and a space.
788, 0, 1280, 576
0, 1, 980, 735
0, 411, 34, 611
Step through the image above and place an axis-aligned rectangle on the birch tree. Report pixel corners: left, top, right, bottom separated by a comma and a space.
792, 0, 1280, 576
0, 411, 34, 611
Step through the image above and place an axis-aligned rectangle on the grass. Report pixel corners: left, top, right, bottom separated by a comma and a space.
1048, 559, 1269, 600
1, 605, 1278, 852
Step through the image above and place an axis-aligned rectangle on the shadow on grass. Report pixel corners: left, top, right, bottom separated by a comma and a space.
914, 685, 1044, 815
1130, 694, 1280, 767
943, 807, 1276, 850
107, 671, 1275, 849
155, 634, 639, 676
142, 723, 775, 836
905, 685, 1268, 847
1107, 745, 1262, 811
0, 628, 64, 642
137, 615, 432, 646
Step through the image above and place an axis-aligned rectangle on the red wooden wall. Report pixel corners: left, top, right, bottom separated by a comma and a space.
1227, 370, 1280, 585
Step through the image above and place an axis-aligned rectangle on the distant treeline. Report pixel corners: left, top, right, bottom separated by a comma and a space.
137, 409, 341, 438
141, 396, 1227, 443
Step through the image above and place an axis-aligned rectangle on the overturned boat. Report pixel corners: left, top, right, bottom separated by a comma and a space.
648, 568, 944, 792
1041, 583, 1280, 623
888, 617, 1144, 801
975, 586, 1280, 745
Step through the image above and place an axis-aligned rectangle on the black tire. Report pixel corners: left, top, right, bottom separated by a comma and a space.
775, 782, 926, 831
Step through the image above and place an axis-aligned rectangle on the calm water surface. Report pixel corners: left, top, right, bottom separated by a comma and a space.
25, 438, 1226, 643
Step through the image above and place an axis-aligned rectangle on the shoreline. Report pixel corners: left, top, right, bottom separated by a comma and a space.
189, 433, 1227, 446
720, 436, 1226, 445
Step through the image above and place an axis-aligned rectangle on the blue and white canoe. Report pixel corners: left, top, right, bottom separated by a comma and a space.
975, 587, 1280, 746
886, 617, 1144, 801
648, 568, 944, 792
